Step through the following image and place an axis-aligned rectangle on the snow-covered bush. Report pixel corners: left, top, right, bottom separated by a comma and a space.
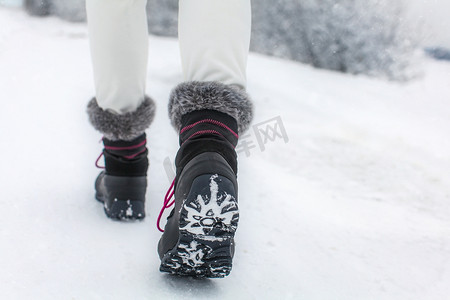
425, 47, 450, 61
24, 0, 51, 16
51, 0, 85, 22
252, 0, 421, 81
250, 0, 312, 63
299, 0, 421, 80
24, 0, 85, 21
146, 0, 178, 37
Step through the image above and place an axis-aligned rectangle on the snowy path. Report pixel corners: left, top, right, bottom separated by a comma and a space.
1, 7, 450, 300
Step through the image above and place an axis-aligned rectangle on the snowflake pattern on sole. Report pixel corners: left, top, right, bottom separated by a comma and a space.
160, 174, 239, 278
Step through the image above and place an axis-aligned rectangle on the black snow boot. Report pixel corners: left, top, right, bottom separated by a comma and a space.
158, 81, 253, 278
87, 97, 156, 220
95, 134, 148, 220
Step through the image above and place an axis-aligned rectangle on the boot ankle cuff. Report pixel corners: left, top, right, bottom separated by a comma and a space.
168, 81, 253, 134
87, 96, 156, 141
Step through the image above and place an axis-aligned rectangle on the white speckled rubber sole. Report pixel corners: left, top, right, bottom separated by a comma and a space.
160, 174, 239, 278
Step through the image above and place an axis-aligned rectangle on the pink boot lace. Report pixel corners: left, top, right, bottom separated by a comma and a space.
94, 137, 147, 169
157, 178, 175, 232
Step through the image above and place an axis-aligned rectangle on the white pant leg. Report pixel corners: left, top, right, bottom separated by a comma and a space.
178, 0, 251, 89
86, 0, 149, 114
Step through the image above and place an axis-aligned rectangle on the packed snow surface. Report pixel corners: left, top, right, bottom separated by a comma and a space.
1, 7, 450, 300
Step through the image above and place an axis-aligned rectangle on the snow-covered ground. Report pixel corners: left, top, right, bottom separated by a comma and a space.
1, 6, 450, 300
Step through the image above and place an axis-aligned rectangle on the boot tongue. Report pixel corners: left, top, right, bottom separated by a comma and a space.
179, 109, 239, 147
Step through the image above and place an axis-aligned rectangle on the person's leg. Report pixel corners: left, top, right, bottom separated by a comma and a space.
158, 0, 253, 277
85, 0, 155, 220
178, 0, 251, 88
86, 0, 149, 114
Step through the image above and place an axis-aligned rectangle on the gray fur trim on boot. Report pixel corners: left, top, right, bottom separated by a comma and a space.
168, 81, 253, 134
87, 96, 156, 141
